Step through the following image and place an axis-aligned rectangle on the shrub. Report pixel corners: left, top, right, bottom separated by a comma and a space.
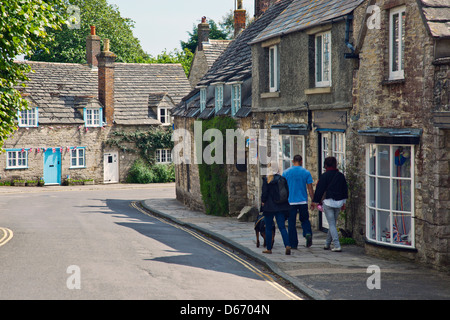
126, 159, 175, 184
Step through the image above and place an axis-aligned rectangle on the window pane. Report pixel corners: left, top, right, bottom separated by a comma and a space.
379, 211, 391, 243
71, 150, 77, 166
393, 212, 411, 245
369, 209, 376, 240
377, 178, 390, 210
393, 146, 411, 178
369, 177, 376, 207
369, 144, 376, 175
378, 145, 390, 176
316, 35, 322, 82
393, 179, 411, 212
401, 11, 405, 71
392, 13, 399, 72
323, 33, 330, 82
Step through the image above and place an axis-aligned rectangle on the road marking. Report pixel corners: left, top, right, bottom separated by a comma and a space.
131, 202, 302, 300
0, 228, 14, 247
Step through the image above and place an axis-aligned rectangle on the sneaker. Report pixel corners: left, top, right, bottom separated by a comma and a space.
305, 234, 312, 248
331, 247, 342, 252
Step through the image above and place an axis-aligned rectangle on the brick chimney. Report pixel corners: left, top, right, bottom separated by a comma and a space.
234, 0, 246, 38
86, 26, 101, 68
255, 0, 276, 19
197, 16, 209, 51
97, 39, 116, 126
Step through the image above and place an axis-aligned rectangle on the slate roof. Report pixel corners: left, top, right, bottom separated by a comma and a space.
250, 0, 364, 44
419, 0, 450, 38
202, 39, 232, 69
174, 0, 293, 118
17, 61, 191, 125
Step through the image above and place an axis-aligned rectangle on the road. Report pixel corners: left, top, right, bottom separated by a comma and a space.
0, 184, 303, 300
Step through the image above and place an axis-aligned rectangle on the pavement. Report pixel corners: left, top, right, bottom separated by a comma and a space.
141, 196, 450, 300
1, 183, 449, 300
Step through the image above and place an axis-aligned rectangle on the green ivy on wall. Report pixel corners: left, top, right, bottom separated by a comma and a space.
197, 117, 237, 216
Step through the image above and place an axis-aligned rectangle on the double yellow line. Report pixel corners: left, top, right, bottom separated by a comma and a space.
0, 228, 13, 248
131, 202, 302, 301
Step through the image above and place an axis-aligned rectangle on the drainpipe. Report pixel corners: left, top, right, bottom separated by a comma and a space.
344, 14, 359, 59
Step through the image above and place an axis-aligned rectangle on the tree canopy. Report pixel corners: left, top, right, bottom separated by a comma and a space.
0, 0, 66, 149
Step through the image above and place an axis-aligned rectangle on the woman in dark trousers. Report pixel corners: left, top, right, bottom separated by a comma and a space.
261, 172, 291, 255
312, 157, 348, 252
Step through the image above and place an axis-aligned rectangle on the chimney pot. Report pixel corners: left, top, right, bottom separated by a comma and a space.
90, 25, 96, 35
86, 25, 101, 68
104, 39, 110, 52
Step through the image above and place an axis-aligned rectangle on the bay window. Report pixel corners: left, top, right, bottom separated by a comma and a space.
366, 144, 414, 248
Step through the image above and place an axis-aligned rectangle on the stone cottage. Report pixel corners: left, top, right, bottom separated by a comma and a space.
348, 0, 450, 271
0, 27, 191, 186
248, 0, 365, 230
172, 0, 290, 215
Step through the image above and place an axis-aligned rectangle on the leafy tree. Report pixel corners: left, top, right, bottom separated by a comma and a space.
0, 0, 66, 150
28, 0, 150, 63
180, 19, 229, 54
148, 48, 194, 77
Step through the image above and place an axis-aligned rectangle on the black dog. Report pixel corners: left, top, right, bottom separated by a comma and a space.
254, 215, 275, 248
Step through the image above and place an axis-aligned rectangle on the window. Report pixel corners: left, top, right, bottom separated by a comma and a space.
315, 31, 331, 87
156, 149, 172, 164
278, 135, 305, 172
389, 6, 405, 80
71, 148, 85, 168
6, 150, 28, 169
320, 132, 346, 172
214, 84, 224, 113
18, 108, 38, 127
84, 108, 102, 127
366, 144, 414, 248
231, 83, 241, 116
269, 45, 280, 92
200, 87, 206, 112
158, 107, 171, 125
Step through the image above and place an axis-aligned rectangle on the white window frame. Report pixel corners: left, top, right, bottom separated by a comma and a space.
315, 31, 332, 87
156, 149, 172, 164
269, 45, 280, 92
231, 83, 242, 117
366, 144, 415, 248
85, 108, 102, 127
70, 148, 85, 168
214, 84, 224, 113
6, 149, 28, 169
158, 107, 171, 125
389, 6, 406, 80
18, 107, 38, 127
199, 87, 207, 112
278, 135, 306, 173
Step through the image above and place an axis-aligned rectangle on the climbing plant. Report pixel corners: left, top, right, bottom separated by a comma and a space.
197, 116, 237, 216
106, 127, 173, 165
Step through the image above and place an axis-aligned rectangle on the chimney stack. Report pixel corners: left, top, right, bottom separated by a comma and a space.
86, 26, 101, 68
255, 0, 275, 19
97, 39, 116, 126
234, 0, 246, 38
197, 16, 210, 51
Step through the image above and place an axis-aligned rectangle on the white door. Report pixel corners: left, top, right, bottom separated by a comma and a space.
104, 152, 119, 183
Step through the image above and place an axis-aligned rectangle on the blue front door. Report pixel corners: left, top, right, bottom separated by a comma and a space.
43, 149, 61, 185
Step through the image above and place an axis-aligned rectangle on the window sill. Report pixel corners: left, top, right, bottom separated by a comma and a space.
261, 92, 280, 99
365, 238, 417, 252
6, 167, 28, 170
305, 87, 332, 95
70, 166, 86, 170
381, 78, 405, 86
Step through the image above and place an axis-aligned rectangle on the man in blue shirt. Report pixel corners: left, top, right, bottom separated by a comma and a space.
282, 154, 314, 248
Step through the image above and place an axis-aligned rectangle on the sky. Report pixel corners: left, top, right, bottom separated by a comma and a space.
107, 0, 255, 56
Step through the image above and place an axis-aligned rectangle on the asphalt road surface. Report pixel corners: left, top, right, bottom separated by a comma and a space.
0, 184, 302, 301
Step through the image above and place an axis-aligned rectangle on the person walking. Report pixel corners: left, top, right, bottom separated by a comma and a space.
261, 170, 291, 255
282, 155, 314, 249
312, 156, 348, 252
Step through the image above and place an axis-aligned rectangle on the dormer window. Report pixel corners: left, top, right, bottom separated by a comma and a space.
18, 107, 38, 127
199, 87, 207, 112
231, 83, 242, 116
158, 107, 171, 125
214, 83, 224, 113
84, 108, 102, 127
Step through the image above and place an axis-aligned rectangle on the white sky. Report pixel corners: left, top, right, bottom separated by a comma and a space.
107, 0, 255, 56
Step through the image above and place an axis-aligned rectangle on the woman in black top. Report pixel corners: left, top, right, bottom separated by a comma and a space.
261, 172, 291, 255
312, 157, 348, 252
